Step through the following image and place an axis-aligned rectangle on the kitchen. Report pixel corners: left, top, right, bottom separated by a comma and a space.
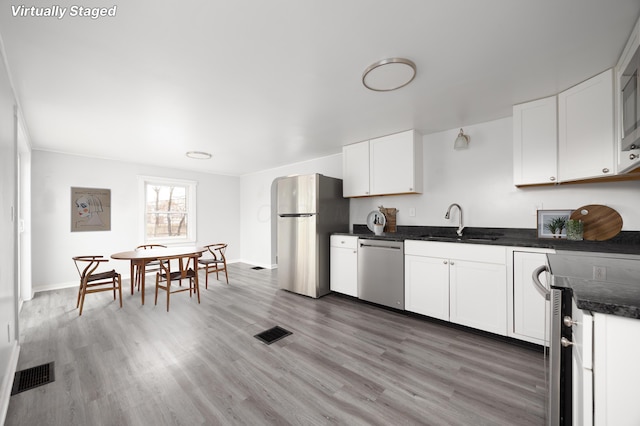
2, 2, 640, 425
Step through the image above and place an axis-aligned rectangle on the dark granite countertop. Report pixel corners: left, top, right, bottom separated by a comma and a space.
554, 276, 640, 319
336, 225, 640, 319
336, 225, 640, 255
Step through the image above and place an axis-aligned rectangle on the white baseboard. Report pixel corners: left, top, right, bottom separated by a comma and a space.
0, 341, 20, 425
33, 280, 77, 295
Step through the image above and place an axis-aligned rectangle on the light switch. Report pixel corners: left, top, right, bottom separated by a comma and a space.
409, 208, 416, 217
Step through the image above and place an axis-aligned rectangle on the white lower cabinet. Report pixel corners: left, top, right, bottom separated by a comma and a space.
571, 298, 593, 426
405, 241, 507, 336
508, 249, 553, 345
405, 254, 449, 321
449, 259, 507, 335
330, 235, 358, 297
593, 313, 640, 425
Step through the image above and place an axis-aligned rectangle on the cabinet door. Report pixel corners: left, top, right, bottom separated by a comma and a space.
405, 255, 449, 321
512, 251, 549, 344
342, 141, 370, 197
449, 260, 507, 335
513, 96, 558, 185
594, 313, 640, 426
330, 239, 358, 297
558, 69, 615, 182
369, 130, 422, 195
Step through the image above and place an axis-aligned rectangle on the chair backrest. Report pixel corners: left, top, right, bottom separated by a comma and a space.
136, 244, 167, 250
72, 255, 109, 280
157, 252, 201, 281
204, 243, 227, 261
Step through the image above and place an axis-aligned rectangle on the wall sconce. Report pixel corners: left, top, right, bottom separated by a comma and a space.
454, 128, 469, 150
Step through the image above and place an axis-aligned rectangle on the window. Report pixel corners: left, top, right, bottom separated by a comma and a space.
138, 176, 196, 244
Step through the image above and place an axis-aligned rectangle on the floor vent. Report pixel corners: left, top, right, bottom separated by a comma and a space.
11, 362, 55, 395
254, 326, 292, 345
251, 266, 265, 270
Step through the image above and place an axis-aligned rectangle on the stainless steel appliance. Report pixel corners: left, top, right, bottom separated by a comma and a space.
276, 174, 349, 298
533, 250, 640, 425
533, 263, 572, 426
358, 239, 404, 309
621, 43, 640, 151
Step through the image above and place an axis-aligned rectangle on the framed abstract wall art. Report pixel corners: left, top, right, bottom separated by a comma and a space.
71, 187, 111, 232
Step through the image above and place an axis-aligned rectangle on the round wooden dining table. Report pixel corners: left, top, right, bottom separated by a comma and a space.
111, 246, 206, 305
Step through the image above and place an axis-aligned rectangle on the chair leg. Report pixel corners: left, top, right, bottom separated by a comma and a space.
166, 280, 170, 312
78, 282, 87, 316
223, 264, 229, 284
155, 275, 159, 306
117, 275, 123, 308
205, 266, 209, 290
76, 283, 83, 308
195, 275, 200, 303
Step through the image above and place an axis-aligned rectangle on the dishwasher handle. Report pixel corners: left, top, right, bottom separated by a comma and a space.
359, 242, 402, 250
532, 264, 550, 300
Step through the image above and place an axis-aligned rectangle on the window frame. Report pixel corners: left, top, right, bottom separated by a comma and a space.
138, 175, 197, 245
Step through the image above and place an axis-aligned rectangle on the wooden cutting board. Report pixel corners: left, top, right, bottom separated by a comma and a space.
570, 204, 623, 241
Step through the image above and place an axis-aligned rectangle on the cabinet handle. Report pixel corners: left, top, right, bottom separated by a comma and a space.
409, 187, 413, 191
443, 260, 448, 264
549, 176, 556, 181
560, 337, 573, 347
602, 168, 610, 173
450, 261, 455, 265
631, 144, 637, 150
630, 153, 638, 160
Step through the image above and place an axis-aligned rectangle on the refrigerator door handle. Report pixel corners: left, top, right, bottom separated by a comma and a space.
279, 214, 315, 218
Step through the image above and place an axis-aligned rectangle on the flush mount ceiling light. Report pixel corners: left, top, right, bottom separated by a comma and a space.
362, 58, 417, 91
185, 151, 212, 160
454, 128, 470, 150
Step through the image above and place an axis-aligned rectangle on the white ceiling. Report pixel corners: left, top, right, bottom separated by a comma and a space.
1, 1, 639, 176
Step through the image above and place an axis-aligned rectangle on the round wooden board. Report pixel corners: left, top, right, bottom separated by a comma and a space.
570, 204, 623, 241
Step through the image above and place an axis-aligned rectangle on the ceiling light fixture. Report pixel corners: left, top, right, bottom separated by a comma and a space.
362, 57, 416, 92
454, 128, 469, 150
186, 151, 212, 160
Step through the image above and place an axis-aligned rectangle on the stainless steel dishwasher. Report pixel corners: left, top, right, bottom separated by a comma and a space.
357, 239, 404, 310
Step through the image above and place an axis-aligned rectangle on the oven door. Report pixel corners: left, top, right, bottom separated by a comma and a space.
533, 266, 572, 426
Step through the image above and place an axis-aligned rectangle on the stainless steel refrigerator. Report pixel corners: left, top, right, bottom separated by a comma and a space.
277, 174, 349, 298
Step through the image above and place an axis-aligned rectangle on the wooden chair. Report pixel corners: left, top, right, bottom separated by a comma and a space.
198, 243, 228, 288
133, 244, 167, 293
155, 252, 201, 311
73, 255, 122, 316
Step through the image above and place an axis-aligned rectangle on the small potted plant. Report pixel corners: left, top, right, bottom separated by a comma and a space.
546, 216, 567, 238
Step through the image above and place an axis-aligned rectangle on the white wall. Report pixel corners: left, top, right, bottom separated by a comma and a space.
239, 154, 342, 268
31, 151, 241, 292
237, 117, 640, 270
351, 118, 640, 230
0, 39, 18, 425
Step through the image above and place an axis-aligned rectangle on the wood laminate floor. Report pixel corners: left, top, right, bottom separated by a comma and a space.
6, 263, 546, 425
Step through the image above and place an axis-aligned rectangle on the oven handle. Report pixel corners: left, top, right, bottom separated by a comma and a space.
532, 264, 551, 300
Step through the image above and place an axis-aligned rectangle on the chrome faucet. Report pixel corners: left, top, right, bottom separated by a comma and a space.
445, 203, 464, 237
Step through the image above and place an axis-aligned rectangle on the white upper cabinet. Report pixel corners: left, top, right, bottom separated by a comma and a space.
558, 69, 615, 182
342, 141, 370, 197
369, 130, 423, 196
343, 129, 423, 197
513, 96, 558, 186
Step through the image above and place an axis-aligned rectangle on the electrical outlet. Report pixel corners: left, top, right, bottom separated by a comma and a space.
409, 208, 416, 217
593, 266, 606, 281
